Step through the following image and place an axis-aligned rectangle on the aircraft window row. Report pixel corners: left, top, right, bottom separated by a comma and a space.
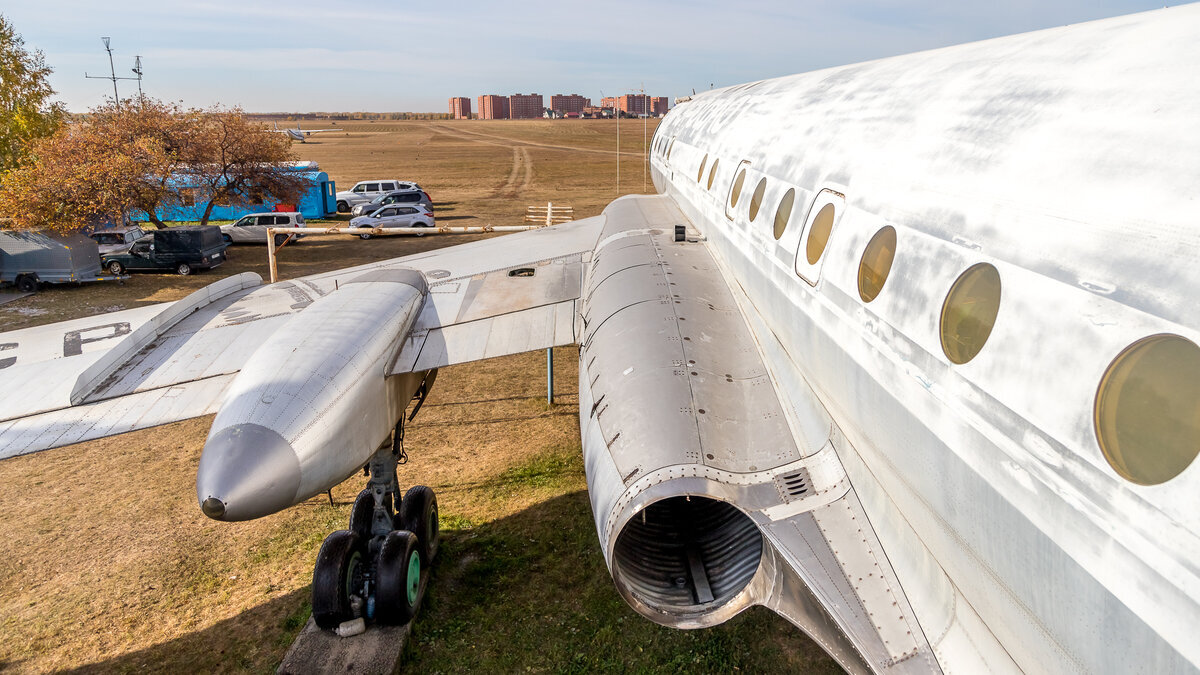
695, 156, 1198, 484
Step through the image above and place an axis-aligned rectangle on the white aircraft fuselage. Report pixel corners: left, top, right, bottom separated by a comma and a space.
643, 6, 1198, 673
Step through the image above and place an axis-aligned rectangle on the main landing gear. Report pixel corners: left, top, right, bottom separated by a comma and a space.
311, 419, 439, 630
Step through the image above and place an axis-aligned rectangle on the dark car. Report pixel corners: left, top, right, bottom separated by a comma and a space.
349, 188, 433, 217
101, 226, 227, 276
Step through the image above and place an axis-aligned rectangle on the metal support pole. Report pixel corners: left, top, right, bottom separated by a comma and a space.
547, 348, 554, 405
267, 230, 278, 283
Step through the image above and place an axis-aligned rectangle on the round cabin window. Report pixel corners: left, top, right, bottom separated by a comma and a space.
697, 154, 708, 182
858, 226, 897, 303
730, 168, 748, 208
1095, 334, 1200, 485
748, 178, 768, 221
773, 189, 795, 240
707, 158, 720, 190
805, 203, 836, 265
939, 263, 1001, 365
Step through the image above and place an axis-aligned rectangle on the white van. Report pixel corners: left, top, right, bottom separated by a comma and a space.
334, 180, 420, 212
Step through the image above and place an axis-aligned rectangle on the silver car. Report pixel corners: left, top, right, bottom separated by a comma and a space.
349, 189, 432, 217
221, 212, 305, 246
347, 205, 435, 239
88, 225, 147, 255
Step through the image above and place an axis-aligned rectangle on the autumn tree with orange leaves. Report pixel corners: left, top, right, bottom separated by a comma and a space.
0, 98, 307, 232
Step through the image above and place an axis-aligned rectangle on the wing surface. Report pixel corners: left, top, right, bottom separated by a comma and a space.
0, 216, 605, 457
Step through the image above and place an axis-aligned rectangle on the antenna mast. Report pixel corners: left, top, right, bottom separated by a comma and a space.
132, 55, 144, 98
85, 37, 139, 106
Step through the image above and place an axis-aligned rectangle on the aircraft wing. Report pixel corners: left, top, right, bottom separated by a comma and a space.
0, 217, 604, 459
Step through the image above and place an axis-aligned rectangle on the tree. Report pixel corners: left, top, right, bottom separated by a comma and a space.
0, 15, 64, 173
0, 98, 307, 232
181, 107, 307, 226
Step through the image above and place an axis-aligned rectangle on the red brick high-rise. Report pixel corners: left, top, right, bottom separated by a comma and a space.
651, 97, 669, 115
550, 94, 591, 115
618, 94, 650, 116
509, 93, 544, 119
448, 97, 472, 119
600, 96, 617, 111
477, 94, 509, 120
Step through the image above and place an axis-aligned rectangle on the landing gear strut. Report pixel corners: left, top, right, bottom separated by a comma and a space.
312, 419, 439, 630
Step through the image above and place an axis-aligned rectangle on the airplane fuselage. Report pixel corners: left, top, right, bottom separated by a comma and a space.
645, 7, 1199, 672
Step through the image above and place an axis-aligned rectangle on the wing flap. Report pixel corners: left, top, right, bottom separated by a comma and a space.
0, 374, 234, 460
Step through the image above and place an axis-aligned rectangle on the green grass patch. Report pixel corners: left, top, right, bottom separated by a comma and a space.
403, 491, 839, 674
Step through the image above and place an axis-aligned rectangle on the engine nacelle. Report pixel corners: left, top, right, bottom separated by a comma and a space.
197, 269, 429, 521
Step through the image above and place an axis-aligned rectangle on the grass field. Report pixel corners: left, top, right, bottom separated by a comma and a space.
0, 119, 840, 673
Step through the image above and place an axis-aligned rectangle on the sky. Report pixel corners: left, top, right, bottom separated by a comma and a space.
4, 0, 1174, 113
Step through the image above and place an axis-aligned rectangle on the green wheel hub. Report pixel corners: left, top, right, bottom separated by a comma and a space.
406, 550, 421, 605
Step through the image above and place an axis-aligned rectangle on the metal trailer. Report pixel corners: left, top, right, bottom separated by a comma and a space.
0, 230, 125, 293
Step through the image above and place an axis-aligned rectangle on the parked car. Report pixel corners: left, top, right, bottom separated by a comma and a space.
88, 225, 147, 255
101, 226, 227, 276
0, 231, 125, 293
350, 189, 433, 217
334, 179, 420, 212
221, 212, 305, 245
347, 205, 435, 239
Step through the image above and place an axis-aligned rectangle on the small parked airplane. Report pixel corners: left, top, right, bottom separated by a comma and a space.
1, 6, 1197, 672
270, 121, 335, 142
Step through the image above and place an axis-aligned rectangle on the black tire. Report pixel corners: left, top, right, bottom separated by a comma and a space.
398, 485, 439, 565
375, 530, 421, 625
106, 261, 124, 275
312, 530, 365, 629
349, 488, 392, 540
14, 275, 37, 293
176, 262, 191, 276
274, 233, 288, 247
337, 200, 349, 213
359, 232, 372, 240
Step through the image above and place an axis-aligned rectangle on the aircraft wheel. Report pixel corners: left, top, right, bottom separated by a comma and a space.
375, 530, 421, 625
176, 262, 192, 275
312, 530, 365, 629
15, 275, 37, 293
106, 261, 124, 275
398, 485, 439, 565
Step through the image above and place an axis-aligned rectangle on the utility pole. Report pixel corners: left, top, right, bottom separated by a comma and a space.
132, 55, 144, 98
641, 83, 647, 193
85, 37, 138, 106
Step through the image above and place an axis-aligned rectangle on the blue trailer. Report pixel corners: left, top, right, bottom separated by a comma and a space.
144, 162, 337, 222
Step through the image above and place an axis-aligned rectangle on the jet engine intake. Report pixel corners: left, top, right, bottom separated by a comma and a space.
612, 495, 763, 616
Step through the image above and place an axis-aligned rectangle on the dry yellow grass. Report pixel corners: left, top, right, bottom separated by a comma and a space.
0, 120, 837, 674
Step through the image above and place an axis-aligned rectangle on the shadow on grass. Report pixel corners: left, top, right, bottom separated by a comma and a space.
406, 491, 842, 674
62, 589, 312, 674
61, 490, 839, 674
